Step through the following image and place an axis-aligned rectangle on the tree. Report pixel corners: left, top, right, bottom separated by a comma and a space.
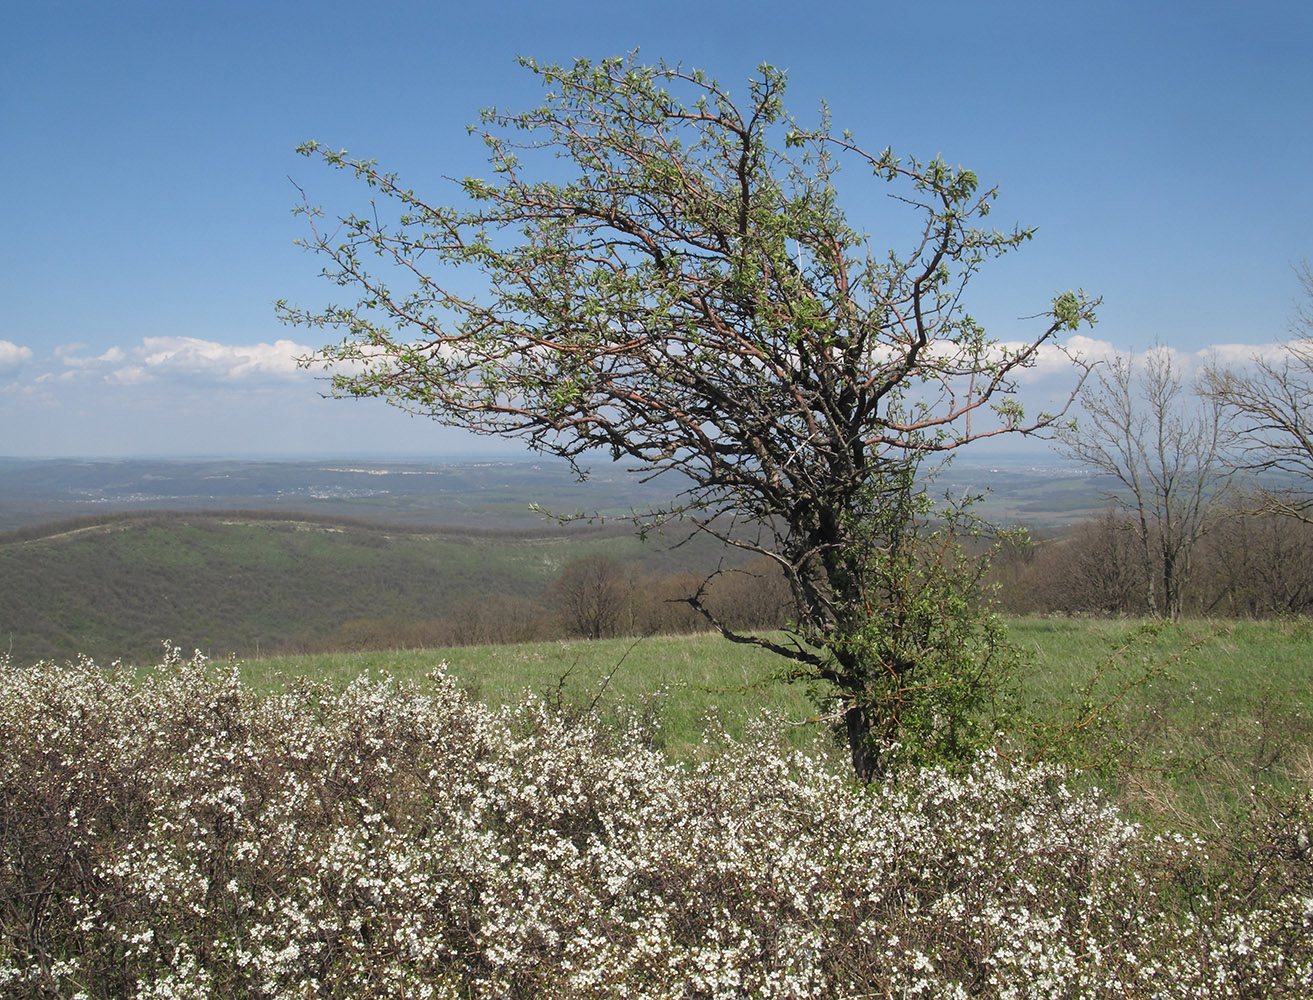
1034, 512, 1146, 615
546, 555, 631, 640
1204, 261, 1313, 522
628, 571, 707, 636
1199, 502, 1313, 616
442, 593, 551, 646
701, 556, 795, 632
1056, 349, 1230, 620
280, 55, 1096, 777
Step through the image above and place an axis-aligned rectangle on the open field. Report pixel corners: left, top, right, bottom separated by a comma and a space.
252, 631, 818, 761
251, 617, 1313, 830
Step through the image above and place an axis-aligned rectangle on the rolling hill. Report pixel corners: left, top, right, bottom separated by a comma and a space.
0, 510, 734, 664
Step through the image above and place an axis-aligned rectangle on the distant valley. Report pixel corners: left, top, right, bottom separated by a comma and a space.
0, 454, 1105, 533
0, 455, 1111, 666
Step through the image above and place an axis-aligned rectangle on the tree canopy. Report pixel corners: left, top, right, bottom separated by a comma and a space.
280, 55, 1097, 776
1057, 349, 1232, 620
1205, 261, 1313, 521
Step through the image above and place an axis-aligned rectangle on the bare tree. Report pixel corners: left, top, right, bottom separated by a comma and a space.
1199, 504, 1313, 616
443, 593, 551, 646
1054, 512, 1146, 615
546, 556, 631, 640
704, 556, 796, 631
628, 572, 707, 636
1056, 349, 1230, 619
1204, 262, 1313, 521
280, 56, 1096, 776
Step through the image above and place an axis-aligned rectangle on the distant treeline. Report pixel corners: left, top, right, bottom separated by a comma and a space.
283, 553, 794, 654
274, 505, 1313, 654
988, 502, 1313, 618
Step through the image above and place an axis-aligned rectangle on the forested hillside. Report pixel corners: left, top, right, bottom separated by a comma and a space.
0, 511, 770, 664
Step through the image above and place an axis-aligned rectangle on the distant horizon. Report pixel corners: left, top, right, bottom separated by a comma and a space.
0, 448, 1111, 541
0, 449, 537, 464
0, 445, 1092, 473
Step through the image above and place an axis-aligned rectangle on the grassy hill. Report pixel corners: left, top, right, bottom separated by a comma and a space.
0, 510, 740, 664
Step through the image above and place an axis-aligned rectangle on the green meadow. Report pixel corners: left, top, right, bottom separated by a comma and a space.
250, 616, 1313, 830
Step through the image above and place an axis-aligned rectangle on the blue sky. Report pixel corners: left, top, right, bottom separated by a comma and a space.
2, 0, 1310, 458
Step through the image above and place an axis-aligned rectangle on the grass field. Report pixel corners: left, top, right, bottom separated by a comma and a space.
250, 616, 1313, 830
251, 631, 817, 759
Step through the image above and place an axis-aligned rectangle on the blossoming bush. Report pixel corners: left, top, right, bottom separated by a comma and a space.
2, 647, 1309, 999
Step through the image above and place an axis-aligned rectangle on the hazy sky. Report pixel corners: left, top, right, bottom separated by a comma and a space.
3, 0, 1310, 458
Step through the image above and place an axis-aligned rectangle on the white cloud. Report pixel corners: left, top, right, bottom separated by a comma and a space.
1058, 334, 1122, 365
50, 336, 313, 384
138, 336, 310, 380
1192, 342, 1289, 367
1007, 337, 1294, 384
966, 335, 1115, 385
0, 340, 34, 374
55, 344, 127, 369
107, 366, 150, 385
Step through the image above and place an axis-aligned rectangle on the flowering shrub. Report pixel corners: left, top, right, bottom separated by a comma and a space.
2, 647, 1309, 998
